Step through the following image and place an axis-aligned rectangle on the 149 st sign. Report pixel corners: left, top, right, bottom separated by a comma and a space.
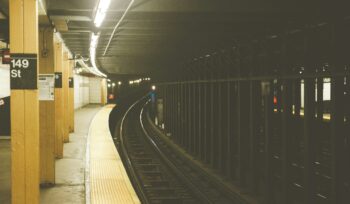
10, 53, 38, 90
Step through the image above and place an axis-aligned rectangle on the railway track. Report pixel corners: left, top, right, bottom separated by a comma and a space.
118, 97, 243, 204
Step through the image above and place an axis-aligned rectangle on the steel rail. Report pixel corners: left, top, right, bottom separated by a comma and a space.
119, 95, 149, 204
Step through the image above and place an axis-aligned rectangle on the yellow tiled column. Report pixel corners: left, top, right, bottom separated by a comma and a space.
39, 28, 56, 184
62, 51, 69, 142
54, 41, 64, 158
10, 0, 39, 203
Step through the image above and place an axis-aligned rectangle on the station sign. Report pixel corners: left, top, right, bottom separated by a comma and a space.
54, 72, 62, 88
10, 53, 37, 89
69, 77, 74, 88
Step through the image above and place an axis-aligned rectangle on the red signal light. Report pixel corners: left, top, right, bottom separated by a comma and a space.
273, 96, 277, 105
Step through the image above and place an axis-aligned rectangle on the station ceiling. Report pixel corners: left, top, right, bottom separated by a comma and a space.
0, 0, 348, 79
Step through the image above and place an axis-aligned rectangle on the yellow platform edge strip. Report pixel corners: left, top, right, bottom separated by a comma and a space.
86, 105, 140, 204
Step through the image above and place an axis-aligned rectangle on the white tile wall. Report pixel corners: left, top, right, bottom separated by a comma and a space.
74, 74, 91, 109
89, 77, 102, 104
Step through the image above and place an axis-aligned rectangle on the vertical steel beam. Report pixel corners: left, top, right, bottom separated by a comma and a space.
198, 82, 203, 160
226, 81, 232, 178
294, 79, 301, 117
345, 73, 350, 203
173, 85, 176, 140
330, 74, 345, 204
163, 85, 168, 133
281, 79, 293, 203
180, 83, 185, 146
193, 82, 199, 157
264, 81, 274, 204
238, 46, 250, 187
209, 79, 215, 167
303, 27, 317, 204
187, 83, 191, 152
175, 84, 180, 143
204, 81, 210, 163
281, 35, 293, 204
190, 82, 194, 154
170, 85, 175, 140
184, 83, 188, 150
217, 81, 223, 171
249, 70, 261, 195
330, 22, 346, 204
235, 47, 242, 184
316, 77, 324, 121
166, 86, 171, 136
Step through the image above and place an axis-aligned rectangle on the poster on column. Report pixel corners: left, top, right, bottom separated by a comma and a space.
39, 74, 55, 101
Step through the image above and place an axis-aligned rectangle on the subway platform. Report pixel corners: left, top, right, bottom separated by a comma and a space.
0, 105, 139, 204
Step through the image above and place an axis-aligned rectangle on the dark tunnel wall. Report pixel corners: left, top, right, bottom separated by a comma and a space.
153, 18, 350, 204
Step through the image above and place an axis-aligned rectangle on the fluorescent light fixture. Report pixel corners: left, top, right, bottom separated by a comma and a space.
86, 0, 111, 77
118, 81, 122, 85
76, 57, 105, 77
94, 0, 111, 27
90, 33, 99, 48
89, 33, 107, 77
152, 85, 156, 91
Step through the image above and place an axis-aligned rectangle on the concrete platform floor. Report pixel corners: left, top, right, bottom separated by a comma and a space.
0, 105, 102, 204
41, 105, 102, 204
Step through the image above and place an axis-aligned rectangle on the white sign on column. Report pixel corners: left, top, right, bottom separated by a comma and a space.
39, 74, 55, 101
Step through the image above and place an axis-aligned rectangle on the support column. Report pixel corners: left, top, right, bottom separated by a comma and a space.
39, 28, 55, 184
10, 0, 39, 203
68, 60, 74, 132
62, 52, 69, 142
54, 41, 64, 158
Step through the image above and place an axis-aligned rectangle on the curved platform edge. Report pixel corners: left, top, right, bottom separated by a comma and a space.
85, 105, 140, 204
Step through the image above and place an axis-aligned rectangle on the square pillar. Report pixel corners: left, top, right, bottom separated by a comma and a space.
38, 28, 55, 184
62, 51, 69, 142
54, 41, 64, 158
9, 0, 39, 203
68, 60, 74, 132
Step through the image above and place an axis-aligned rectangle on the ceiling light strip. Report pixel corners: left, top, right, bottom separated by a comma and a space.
102, 0, 135, 56
89, 0, 112, 78
89, 33, 106, 77
94, 0, 111, 27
